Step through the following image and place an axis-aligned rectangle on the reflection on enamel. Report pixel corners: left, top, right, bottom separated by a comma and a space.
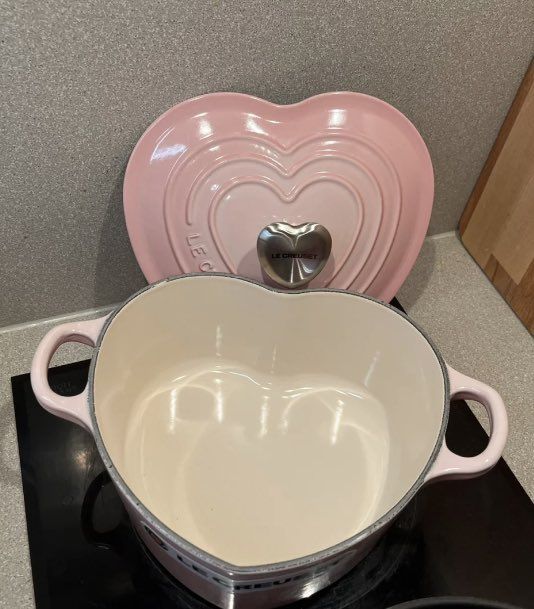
169, 387, 179, 433
269, 345, 277, 374
328, 108, 347, 127
254, 142, 276, 156
246, 116, 267, 135
198, 119, 213, 138
259, 395, 269, 438
129, 368, 385, 447
331, 399, 344, 445
214, 377, 224, 423
364, 351, 381, 387
150, 143, 187, 161
215, 325, 223, 357
279, 385, 379, 445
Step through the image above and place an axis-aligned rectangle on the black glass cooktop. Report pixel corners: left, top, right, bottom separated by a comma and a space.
11, 335, 534, 609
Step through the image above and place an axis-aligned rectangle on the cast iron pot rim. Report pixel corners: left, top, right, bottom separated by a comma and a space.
87, 273, 450, 576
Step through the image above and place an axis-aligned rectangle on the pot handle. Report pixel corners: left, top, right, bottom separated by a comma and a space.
425, 365, 508, 483
30, 316, 109, 434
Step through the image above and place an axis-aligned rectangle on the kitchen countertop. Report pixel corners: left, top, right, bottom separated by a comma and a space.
0, 232, 532, 609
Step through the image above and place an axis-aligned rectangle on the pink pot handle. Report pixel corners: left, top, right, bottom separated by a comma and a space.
425, 365, 508, 483
30, 316, 109, 434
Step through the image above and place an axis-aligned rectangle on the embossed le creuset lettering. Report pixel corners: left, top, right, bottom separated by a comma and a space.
270, 252, 319, 260
144, 523, 343, 593
186, 233, 215, 272
257, 222, 332, 288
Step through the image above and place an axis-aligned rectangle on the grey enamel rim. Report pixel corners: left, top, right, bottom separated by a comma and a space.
87, 273, 450, 575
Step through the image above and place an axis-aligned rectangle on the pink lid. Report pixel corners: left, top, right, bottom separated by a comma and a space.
123, 92, 433, 302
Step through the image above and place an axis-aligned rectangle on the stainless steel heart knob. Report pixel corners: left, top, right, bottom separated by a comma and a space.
257, 222, 332, 288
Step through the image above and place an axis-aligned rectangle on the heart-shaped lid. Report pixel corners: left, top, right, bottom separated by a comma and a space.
123, 92, 433, 302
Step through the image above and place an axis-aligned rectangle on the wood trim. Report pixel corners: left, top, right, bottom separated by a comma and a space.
484, 255, 534, 333
509, 257, 534, 333
484, 254, 499, 281
459, 60, 534, 235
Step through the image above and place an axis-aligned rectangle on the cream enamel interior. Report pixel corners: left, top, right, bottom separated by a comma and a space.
93, 276, 445, 566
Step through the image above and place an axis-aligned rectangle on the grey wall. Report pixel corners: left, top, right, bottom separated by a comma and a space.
1, 0, 532, 326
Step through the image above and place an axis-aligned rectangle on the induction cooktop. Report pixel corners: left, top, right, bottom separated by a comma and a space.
11, 305, 534, 609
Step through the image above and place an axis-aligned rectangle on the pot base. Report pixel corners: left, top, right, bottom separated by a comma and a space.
137, 499, 418, 609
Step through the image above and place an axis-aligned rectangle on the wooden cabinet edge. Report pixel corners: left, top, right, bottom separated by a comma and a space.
459, 61, 534, 238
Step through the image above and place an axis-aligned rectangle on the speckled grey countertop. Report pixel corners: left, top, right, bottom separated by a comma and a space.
0, 233, 532, 609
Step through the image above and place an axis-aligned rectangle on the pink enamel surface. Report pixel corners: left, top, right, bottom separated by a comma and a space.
123, 92, 434, 301
30, 316, 109, 432
425, 365, 508, 483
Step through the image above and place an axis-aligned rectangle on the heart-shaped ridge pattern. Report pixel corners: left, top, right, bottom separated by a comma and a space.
124, 92, 434, 302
